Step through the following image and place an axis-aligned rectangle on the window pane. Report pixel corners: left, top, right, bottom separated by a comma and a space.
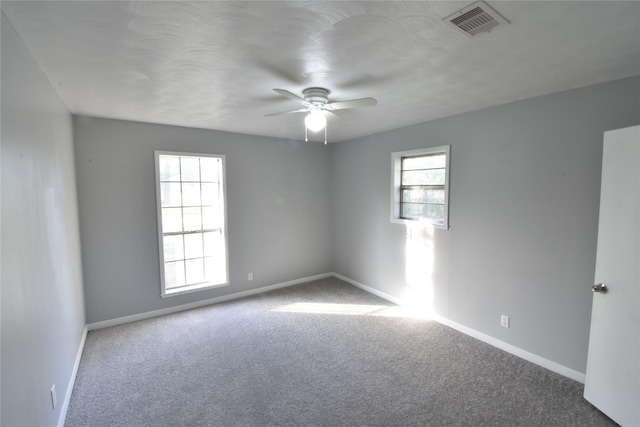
202, 206, 222, 230
182, 183, 201, 206
184, 233, 204, 259
200, 158, 219, 182
203, 231, 223, 257
427, 204, 445, 220
201, 183, 219, 206
401, 203, 444, 221
204, 257, 216, 282
157, 152, 227, 295
161, 208, 183, 233
205, 256, 225, 283
402, 154, 446, 171
159, 156, 181, 181
161, 183, 182, 207
181, 157, 200, 182
402, 169, 445, 186
183, 207, 202, 231
163, 235, 184, 262
401, 188, 445, 204
185, 258, 204, 285
164, 261, 185, 289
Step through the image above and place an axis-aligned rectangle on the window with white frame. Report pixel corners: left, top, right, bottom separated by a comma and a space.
391, 146, 450, 229
155, 151, 228, 297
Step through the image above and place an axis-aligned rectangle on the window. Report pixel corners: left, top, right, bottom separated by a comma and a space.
155, 151, 229, 297
391, 146, 450, 229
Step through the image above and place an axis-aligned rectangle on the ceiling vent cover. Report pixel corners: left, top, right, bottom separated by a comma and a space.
444, 1, 510, 37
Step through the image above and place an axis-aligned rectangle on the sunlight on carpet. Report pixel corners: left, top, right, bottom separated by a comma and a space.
272, 302, 431, 319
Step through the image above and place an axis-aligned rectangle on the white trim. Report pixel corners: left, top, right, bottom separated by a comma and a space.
432, 315, 586, 383
87, 273, 333, 331
332, 273, 586, 384
86, 272, 585, 385
57, 325, 88, 427
332, 273, 404, 306
161, 281, 228, 298
390, 145, 450, 230
154, 151, 230, 298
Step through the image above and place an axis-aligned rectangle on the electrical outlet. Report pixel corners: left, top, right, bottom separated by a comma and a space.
248, 273, 253, 281
50, 384, 57, 410
501, 315, 510, 328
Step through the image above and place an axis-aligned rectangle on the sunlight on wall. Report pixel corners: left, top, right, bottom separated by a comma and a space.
403, 222, 435, 316
272, 302, 430, 319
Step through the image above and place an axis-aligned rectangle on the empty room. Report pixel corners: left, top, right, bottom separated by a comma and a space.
1, 1, 639, 426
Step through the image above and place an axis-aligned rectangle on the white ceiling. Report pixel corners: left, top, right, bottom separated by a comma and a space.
3, 1, 639, 142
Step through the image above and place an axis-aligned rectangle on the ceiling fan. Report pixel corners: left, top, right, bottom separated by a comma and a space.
265, 87, 377, 143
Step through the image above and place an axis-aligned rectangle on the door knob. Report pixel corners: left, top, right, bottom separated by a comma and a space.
592, 283, 608, 294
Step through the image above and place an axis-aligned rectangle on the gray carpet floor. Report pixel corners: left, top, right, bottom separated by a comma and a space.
65, 278, 616, 426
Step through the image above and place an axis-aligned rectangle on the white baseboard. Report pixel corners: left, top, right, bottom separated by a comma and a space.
58, 325, 88, 427
432, 315, 586, 383
87, 272, 333, 331
332, 273, 404, 306
332, 273, 586, 384
85, 272, 585, 384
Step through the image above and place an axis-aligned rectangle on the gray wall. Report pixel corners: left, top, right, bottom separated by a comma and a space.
331, 76, 640, 373
73, 117, 332, 323
1, 12, 86, 427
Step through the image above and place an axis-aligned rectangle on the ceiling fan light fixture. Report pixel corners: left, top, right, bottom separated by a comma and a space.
267, 87, 377, 143
304, 110, 326, 132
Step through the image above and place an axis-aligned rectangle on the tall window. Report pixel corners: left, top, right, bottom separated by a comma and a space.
391, 146, 450, 229
155, 151, 228, 297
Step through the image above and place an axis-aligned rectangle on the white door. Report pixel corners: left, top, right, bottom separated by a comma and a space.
584, 125, 639, 427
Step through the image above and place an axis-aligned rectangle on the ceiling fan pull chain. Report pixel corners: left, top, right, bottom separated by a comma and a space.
324, 126, 327, 145
305, 125, 308, 142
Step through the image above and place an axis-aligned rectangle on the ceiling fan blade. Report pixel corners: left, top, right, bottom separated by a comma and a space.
326, 110, 346, 121
264, 107, 310, 117
273, 89, 310, 106
327, 97, 377, 110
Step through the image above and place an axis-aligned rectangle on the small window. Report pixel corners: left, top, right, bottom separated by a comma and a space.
391, 146, 450, 229
155, 151, 229, 297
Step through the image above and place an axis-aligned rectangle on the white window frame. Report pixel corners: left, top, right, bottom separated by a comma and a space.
390, 145, 450, 229
155, 150, 229, 297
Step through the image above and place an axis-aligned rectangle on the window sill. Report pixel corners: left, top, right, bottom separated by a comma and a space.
162, 281, 228, 298
390, 217, 449, 230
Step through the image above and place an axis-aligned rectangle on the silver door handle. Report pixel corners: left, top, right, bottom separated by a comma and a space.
592, 283, 608, 294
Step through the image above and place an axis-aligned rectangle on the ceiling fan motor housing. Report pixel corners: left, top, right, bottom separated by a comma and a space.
303, 87, 330, 105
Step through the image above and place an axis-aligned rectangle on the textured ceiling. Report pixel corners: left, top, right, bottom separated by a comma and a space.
3, 1, 639, 142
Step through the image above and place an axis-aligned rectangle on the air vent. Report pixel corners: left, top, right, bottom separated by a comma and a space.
443, 1, 510, 37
